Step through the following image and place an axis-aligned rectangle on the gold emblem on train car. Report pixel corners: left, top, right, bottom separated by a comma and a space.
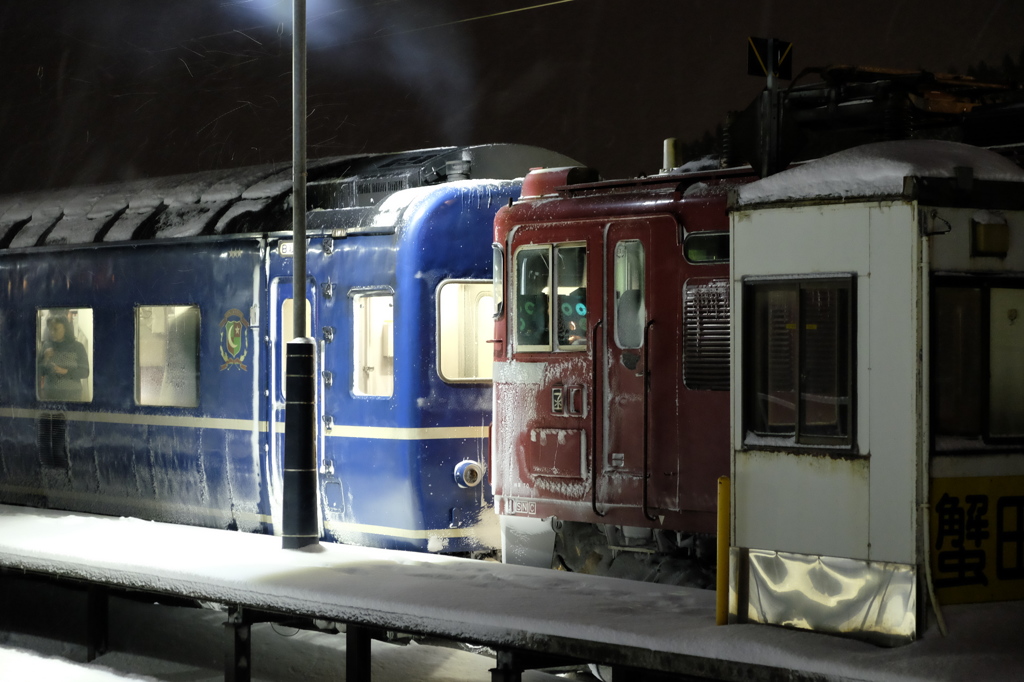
219, 308, 250, 371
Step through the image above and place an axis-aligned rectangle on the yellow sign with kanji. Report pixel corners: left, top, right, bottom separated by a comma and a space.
930, 476, 1024, 605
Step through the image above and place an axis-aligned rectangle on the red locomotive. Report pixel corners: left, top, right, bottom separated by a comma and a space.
490, 164, 754, 581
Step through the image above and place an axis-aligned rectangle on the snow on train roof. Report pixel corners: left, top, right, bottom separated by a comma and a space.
0, 160, 299, 247
0, 145, 575, 249
736, 140, 1024, 207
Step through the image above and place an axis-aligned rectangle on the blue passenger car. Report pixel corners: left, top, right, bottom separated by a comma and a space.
0, 144, 577, 554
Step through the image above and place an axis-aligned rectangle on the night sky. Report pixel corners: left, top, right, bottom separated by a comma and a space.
1, 0, 1022, 195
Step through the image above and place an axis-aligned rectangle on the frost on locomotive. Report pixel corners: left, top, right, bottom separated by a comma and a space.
490, 163, 755, 579
0, 144, 577, 554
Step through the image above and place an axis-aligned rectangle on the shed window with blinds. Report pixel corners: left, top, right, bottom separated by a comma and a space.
744, 277, 855, 447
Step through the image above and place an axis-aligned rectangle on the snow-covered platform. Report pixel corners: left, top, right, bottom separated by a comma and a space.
0, 504, 1020, 682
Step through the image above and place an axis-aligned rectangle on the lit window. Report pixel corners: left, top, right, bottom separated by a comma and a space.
745, 278, 854, 446
136, 305, 200, 407
353, 293, 394, 397
684, 231, 729, 264
934, 282, 1024, 441
437, 280, 494, 383
37, 308, 93, 403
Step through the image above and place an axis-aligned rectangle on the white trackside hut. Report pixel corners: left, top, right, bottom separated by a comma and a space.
729, 141, 1024, 645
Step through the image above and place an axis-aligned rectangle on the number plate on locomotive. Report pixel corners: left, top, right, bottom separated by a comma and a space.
504, 498, 537, 516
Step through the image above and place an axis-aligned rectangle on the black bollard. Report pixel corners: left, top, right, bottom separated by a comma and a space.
282, 337, 319, 549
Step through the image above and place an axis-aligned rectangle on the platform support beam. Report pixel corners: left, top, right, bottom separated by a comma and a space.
490, 650, 523, 682
225, 607, 252, 682
86, 584, 107, 662
346, 624, 372, 682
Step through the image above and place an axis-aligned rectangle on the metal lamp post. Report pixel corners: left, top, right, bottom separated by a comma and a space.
282, 0, 319, 550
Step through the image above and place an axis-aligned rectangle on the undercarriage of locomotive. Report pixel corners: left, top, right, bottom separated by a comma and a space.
550, 520, 716, 589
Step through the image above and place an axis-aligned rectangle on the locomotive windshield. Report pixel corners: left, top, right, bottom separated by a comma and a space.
514, 247, 551, 350
556, 245, 587, 349
513, 244, 588, 352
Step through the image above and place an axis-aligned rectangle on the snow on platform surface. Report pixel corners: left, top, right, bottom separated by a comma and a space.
0, 504, 1021, 681
736, 140, 1024, 206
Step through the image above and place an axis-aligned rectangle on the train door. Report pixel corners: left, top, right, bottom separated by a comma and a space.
267, 274, 325, 531
598, 219, 658, 513
598, 220, 647, 507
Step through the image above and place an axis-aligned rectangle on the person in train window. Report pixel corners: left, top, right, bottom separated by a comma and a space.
37, 315, 90, 402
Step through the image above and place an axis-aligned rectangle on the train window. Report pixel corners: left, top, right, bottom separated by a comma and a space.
744, 277, 854, 447
513, 246, 552, 351
684, 232, 729, 264
135, 306, 200, 407
989, 288, 1024, 437
353, 293, 394, 397
556, 245, 587, 350
933, 287, 982, 438
36, 308, 93, 403
437, 280, 494, 383
683, 278, 730, 391
614, 240, 645, 349
934, 283, 1024, 442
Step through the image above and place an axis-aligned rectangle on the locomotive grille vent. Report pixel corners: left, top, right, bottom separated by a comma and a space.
683, 278, 730, 391
36, 412, 69, 469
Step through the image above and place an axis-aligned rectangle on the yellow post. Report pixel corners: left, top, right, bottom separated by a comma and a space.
716, 476, 730, 625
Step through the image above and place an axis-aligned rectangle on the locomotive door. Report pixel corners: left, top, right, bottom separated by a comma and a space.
598, 220, 657, 512
509, 226, 599, 505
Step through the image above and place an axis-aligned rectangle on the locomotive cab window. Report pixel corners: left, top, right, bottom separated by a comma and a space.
684, 231, 729, 264
556, 245, 587, 350
512, 244, 588, 352
513, 246, 551, 351
744, 277, 855, 447
933, 281, 1024, 444
37, 308, 93, 403
437, 280, 494, 383
353, 292, 394, 397
136, 305, 200, 407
